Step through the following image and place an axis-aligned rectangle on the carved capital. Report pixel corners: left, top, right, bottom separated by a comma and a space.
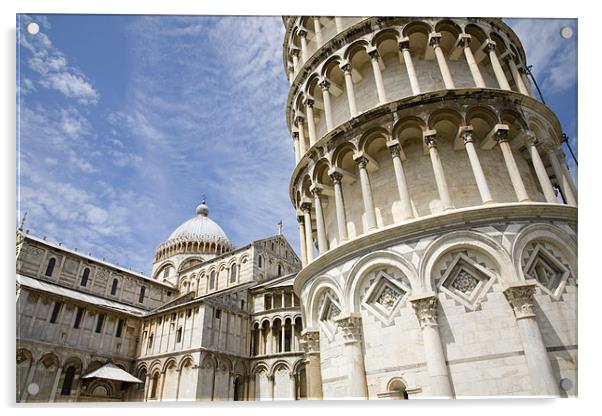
503, 282, 537, 320
355, 155, 369, 169
311, 187, 322, 198
429, 33, 442, 47
340, 62, 352, 74
298, 28, 308, 38
410, 295, 439, 329
290, 48, 301, 57
367, 48, 380, 59
388, 143, 402, 158
318, 79, 330, 91
329, 171, 343, 184
495, 129, 509, 143
300, 202, 312, 213
303, 97, 315, 108
424, 134, 438, 149
398, 37, 410, 51
299, 331, 320, 354
462, 130, 474, 145
524, 132, 538, 147
292, 131, 299, 140
335, 314, 363, 344
295, 114, 305, 126
484, 39, 497, 53
458, 34, 471, 48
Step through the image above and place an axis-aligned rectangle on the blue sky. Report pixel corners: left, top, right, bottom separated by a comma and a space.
16, 15, 577, 275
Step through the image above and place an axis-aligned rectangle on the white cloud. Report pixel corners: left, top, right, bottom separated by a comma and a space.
19, 14, 99, 104
507, 18, 577, 92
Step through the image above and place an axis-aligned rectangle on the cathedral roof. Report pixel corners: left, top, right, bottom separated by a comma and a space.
165, 200, 233, 248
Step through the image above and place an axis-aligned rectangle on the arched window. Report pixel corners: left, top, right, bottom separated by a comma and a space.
277, 264, 283, 276
163, 267, 170, 279
258, 255, 263, 268
60, 366, 77, 396
209, 270, 216, 289
80, 268, 90, 287
230, 264, 237, 283
45, 258, 56, 277
150, 373, 160, 399
138, 286, 146, 303
110, 278, 118, 295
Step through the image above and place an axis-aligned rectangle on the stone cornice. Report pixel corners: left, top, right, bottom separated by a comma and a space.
292, 203, 577, 296
288, 88, 564, 204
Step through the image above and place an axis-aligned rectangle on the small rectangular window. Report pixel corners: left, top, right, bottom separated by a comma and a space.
215, 308, 221, 319
49, 302, 62, 324
138, 286, 146, 303
176, 327, 183, 343
147, 334, 154, 349
95, 314, 105, 333
110, 279, 118, 295
73, 307, 83, 329
187, 309, 192, 318
172, 313, 176, 321
116, 319, 125, 338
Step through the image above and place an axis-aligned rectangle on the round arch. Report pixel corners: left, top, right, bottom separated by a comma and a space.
303, 274, 344, 329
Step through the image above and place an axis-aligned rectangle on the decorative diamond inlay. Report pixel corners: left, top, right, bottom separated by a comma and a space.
362, 270, 410, 325
523, 244, 570, 298
451, 270, 479, 295
439, 253, 495, 310
318, 292, 342, 341
376, 286, 402, 311
323, 301, 341, 321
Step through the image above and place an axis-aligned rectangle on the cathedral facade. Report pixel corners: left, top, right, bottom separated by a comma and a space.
16, 16, 577, 402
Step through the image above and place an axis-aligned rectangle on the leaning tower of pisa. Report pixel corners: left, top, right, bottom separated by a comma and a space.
284, 17, 577, 399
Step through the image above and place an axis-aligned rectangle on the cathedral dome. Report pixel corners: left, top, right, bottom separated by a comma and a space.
154, 200, 233, 262
167, 201, 230, 244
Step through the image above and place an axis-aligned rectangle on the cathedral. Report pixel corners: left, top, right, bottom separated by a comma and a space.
16, 16, 577, 402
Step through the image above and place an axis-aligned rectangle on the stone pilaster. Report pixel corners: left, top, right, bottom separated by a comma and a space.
300, 330, 323, 400
334, 314, 369, 399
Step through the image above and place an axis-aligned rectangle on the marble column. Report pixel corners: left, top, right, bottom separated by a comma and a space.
300, 330, 323, 400
301, 203, 314, 262
410, 295, 454, 398
424, 133, 454, 210
334, 314, 369, 399
503, 282, 560, 396
291, 49, 300, 73
387, 141, 414, 220
504, 53, 529, 95
368, 48, 387, 104
525, 135, 557, 203
313, 17, 323, 46
21, 359, 39, 402
296, 115, 308, 156
304, 98, 318, 147
519, 66, 536, 98
459, 35, 486, 88
292, 131, 301, 164
546, 147, 577, 205
334, 17, 343, 32
290, 374, 297, 399
354, 155, 378, 231
496, 129, 530, 202
329, 171, 349, 242
319, 79, 334, 131
340, 62, 358, 117
299, 29, 309, 63
297, 215, 308, 266
399, 38, 421, 95
485, 40, 511, 91
311, 187, 328, 255
430, 34, 455, 89
49, 366, 63, 402
461, 128, 494, 204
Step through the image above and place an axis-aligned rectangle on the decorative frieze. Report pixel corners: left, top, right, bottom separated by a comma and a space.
299, 330, 320, 354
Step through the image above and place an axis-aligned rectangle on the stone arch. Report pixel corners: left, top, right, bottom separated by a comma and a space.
161, 357, 178, 374
465, 105, 501, 141
16, 348, 34, 401
303, 273, 344, 328
427, 108, 464, 143
148, 359, 162, 375
386, 376, 409, 399
251, 361, 270, 375
178, 355, 195, 371
154, 260, 176, 280
345, 249, 420, 314
332, 141, 359, 171
392, 115, 427, 146
511, 223, 577, 282
343, 39, 370, 61
419, 230, 514, 292
310, 157, 332, 187
435, 19, 463, 54
357, 126, 391, 154
269, 360, 292, 377
178, 257, 204, 272
500, 108, 529, 139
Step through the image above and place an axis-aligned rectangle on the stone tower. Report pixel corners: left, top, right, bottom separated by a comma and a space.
283, 17, 577, 399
